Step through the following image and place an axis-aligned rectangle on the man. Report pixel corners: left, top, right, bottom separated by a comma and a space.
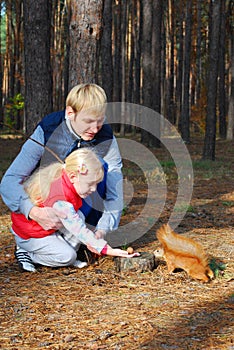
0, 83, 123, 271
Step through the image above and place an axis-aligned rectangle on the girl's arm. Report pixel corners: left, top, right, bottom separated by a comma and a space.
53, 201, 140, 258
53, 201, 107, 254
104, 245, 140, 258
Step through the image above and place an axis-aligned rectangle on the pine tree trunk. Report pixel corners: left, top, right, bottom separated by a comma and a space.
14, 0, 23, 129
180, 0, 192, 143
227, 22, 234, 140
151, 0, 162, 148
133, 0, 142, 105
0, 0, 3, 128
141, 0, 152, 146
202, 0, 221, 160
113, 0, 121, 102
126, 0, 135, 104
52, 0, 67, 111
167, 0, 175, 124
101, 0, 113, 102
23, 0, 52, 134
68, 0, 104, 89
195, 0, 202, 103
175, 0, 184, 128
218, 0, 226, 139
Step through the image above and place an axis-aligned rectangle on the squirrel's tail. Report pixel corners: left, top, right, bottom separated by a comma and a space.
156, 224, 208, 266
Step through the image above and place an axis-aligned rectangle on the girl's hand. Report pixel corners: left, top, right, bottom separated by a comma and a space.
94, 230, 106, 239
105, 246, 140, 258
87, 244, 100, 255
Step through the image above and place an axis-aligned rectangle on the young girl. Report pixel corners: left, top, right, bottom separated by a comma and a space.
11, 148, 139, 272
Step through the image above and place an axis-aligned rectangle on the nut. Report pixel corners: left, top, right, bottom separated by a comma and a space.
127, 247, 134, 254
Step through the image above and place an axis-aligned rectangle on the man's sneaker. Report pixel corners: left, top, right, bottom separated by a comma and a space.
14, 246, 37, 272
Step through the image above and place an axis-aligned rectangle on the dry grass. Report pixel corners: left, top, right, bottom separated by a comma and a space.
0, 136, 233, 350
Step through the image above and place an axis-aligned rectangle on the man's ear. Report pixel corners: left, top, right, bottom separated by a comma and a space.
66, 106, 75, 121
67, 171, 77, 184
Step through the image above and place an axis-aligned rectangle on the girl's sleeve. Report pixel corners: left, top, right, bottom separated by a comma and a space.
53, 200, 107, 254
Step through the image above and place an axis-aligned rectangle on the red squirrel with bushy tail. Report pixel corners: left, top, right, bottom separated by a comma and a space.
154, 224, 214, 282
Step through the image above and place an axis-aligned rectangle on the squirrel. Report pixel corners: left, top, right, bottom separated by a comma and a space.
154, 224, 214, 282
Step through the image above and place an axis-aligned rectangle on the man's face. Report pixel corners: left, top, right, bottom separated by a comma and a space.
69, 109, 105, 140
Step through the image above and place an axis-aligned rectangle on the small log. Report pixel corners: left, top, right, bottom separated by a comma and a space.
114, 252, 156, 273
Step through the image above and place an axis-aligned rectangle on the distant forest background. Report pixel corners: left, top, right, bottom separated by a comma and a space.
0, 0, 233, 160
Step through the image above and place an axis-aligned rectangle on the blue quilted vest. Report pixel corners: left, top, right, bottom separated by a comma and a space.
38, 110, 113, 163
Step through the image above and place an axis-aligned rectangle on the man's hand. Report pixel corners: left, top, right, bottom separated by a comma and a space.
29, 206, 66, 230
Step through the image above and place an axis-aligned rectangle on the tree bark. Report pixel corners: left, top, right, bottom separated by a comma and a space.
141, 0, 152, 146
151, 0, 163, 148
133, 0, 142, 105
195, 0, 202, 103
68, 0, 104, 89
175, 0, 184, 128
101, 0, 113, 102
218, 0, 226, 139
113, 0, 122, 102
180, 0, 192, 143
167, 0, 175, 124
23, 0, 52, 134
202, 0, 221, 160
0, 0, 3, 128
227, 12, 234, 140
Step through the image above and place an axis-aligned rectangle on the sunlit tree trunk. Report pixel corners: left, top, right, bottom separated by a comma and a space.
3, 0, 12, 100
67, 0, 104, 89
126, 0, 134, 104
202, 0, 221, 160
0, 0, 3, 127
51, 0, 67, 110
23, 0, 53, 133
13, 0, 23, 129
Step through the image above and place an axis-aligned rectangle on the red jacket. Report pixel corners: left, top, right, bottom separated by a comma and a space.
11, 171, 82, 239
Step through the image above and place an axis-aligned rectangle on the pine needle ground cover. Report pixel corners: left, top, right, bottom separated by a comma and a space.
0, 137, 233, 350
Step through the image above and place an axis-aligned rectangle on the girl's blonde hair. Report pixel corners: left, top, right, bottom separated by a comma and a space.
66, 83, 107, 117
24, 148, 104, 205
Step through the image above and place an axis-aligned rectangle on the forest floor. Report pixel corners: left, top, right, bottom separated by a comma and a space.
0, 135, 233, 350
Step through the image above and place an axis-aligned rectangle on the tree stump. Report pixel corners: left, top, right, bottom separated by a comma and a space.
114, 252, 156, 273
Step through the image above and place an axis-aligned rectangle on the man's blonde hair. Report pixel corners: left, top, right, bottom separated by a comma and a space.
66, 83, 107, 117
24, 148, 104, 204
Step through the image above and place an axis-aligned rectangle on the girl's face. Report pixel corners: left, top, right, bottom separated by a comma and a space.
70, 173, 99, 198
